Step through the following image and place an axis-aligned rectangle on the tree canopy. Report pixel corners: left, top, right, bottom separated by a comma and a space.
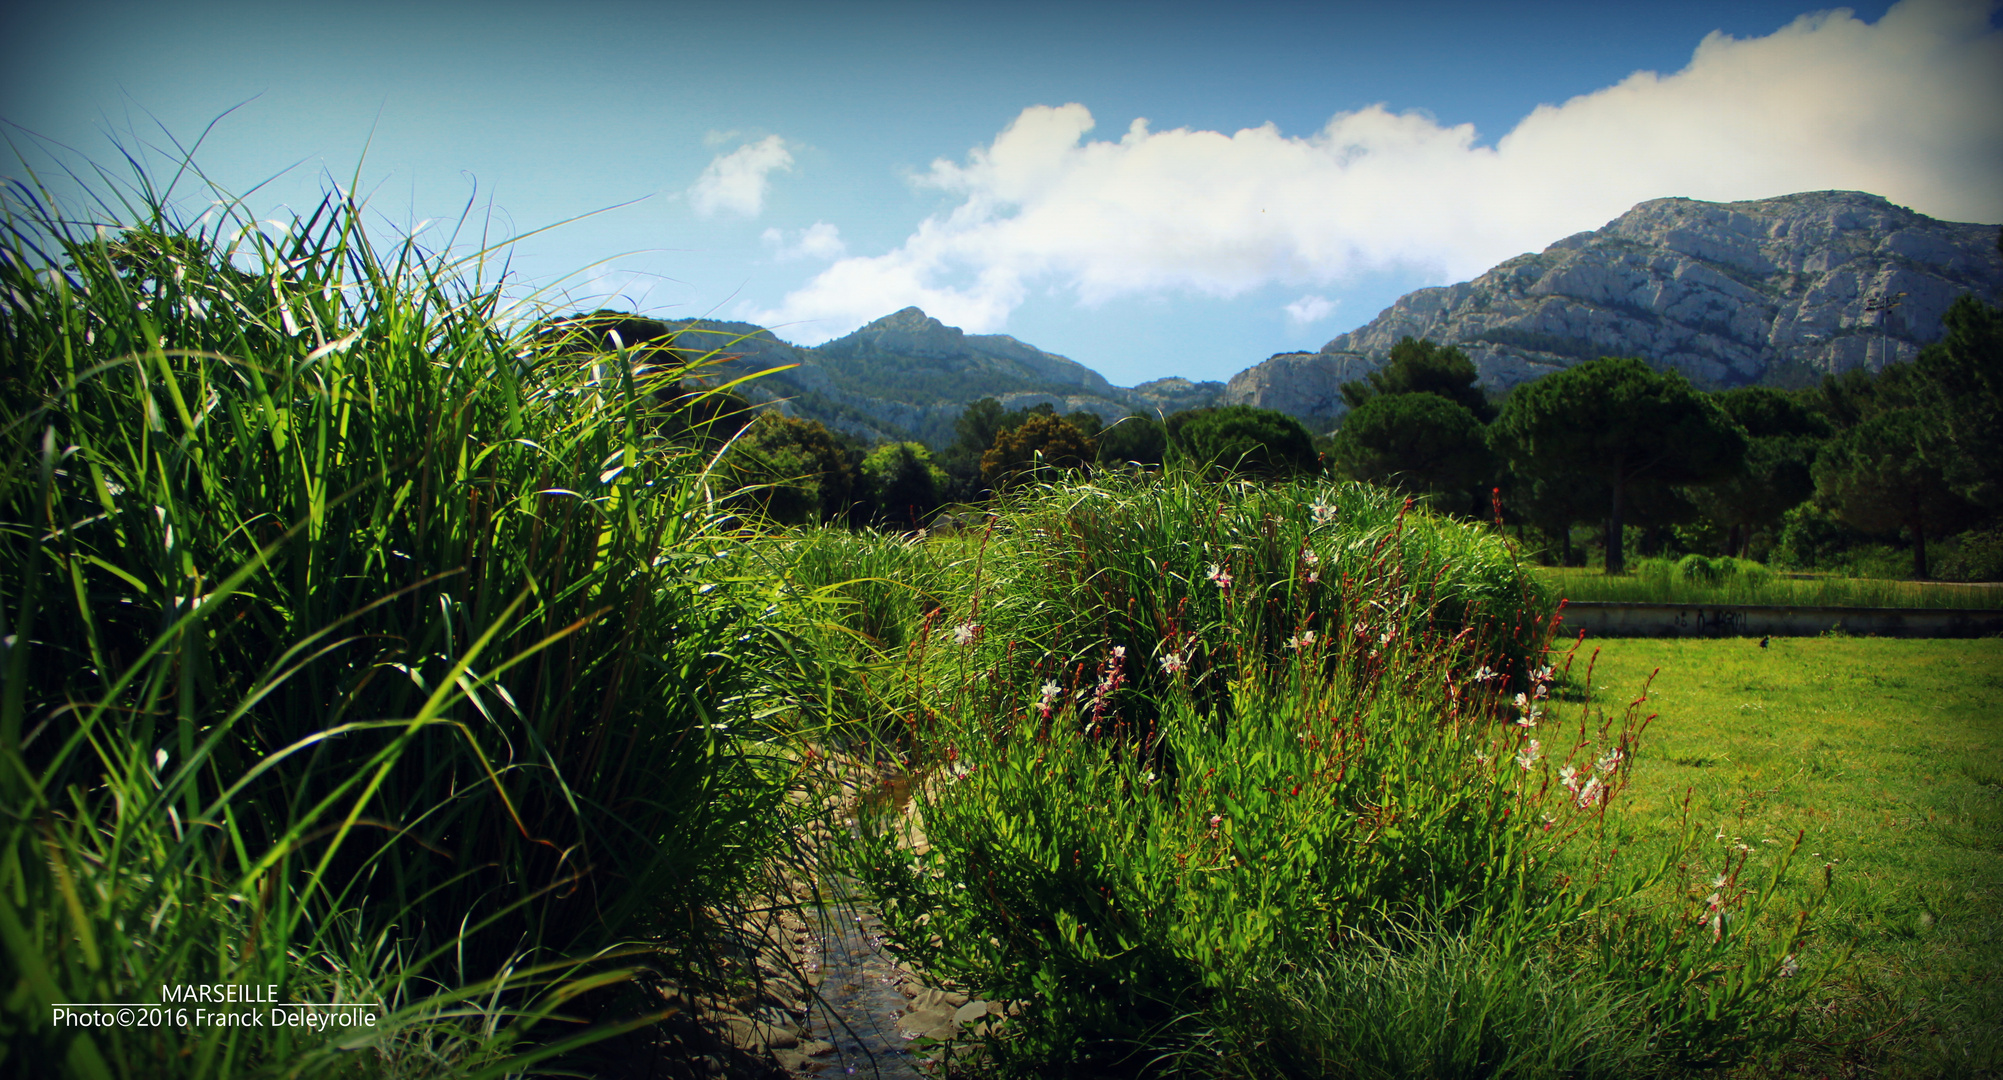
1685, 386, 1832, 557
1492, 356, 1745, 574
720, 412, 855, 525
1328, 392, 1495, 504
1168, 405, 1320, 480
1811, 408, 1974, 579
981, 412, 1098, 489
1340, 337, 1496, 422
861, 442, 949, 529
1913, 294, 2003, 508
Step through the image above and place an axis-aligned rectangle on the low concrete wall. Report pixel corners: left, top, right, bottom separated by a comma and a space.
1560, 602, 2003, 639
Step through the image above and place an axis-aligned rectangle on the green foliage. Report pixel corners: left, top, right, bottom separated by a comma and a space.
838, 473, 1821, 1075
1811, 409, 1978, 579
861, 440, 949, 528
1932, 524, 2003, 583
1328, 391, 1496, 507
1913, 295, 2003, 508
980, 411, 1097, 490
1674, 553, 1775, 590
1340, 336, 1496, 422
1095, 413, 1169, 469
1168, 404, 1320, 480
720, 411, 856, 524
0, 166, 812, 1074
1493, 356, 1747, 574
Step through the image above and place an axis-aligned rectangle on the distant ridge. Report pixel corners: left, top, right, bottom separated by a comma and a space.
1224, 191, 2003, 427
658, 307, 1223, 445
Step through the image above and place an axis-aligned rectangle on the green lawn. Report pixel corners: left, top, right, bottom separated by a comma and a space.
1580, 636, 2003, 1078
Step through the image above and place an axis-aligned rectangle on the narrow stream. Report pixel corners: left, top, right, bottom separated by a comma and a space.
799, 895, 927, 1079
795, 770, 930, 1079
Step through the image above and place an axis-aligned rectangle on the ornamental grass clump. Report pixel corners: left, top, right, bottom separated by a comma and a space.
847, 470, 1830, 1077
0, 159, 813, 1075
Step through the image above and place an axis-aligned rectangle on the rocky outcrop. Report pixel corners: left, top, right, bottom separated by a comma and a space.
1226, 191, 2003, 426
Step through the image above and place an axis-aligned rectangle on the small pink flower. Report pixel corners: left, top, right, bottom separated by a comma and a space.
952, 621, 979, 647
1209, 814, 1223, 828
1158, 651, 1187, 674
1206, 563, 1233, 589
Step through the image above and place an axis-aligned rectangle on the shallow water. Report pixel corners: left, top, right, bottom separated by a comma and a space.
799, 896, 927, 1079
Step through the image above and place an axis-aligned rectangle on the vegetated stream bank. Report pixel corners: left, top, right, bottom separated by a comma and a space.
727, 766, 1002, 1080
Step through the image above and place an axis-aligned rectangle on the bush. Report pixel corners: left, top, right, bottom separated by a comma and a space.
847, 472, 1824, 1074
1933, 525, 2003, 583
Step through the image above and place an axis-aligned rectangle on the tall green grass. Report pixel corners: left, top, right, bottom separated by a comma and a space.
0, 160, 814, 1074
1541, 557, 2003, 609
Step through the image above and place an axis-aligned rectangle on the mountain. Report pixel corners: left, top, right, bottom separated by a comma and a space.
1223, 191, 2003, 427
660, 307, 1223, 445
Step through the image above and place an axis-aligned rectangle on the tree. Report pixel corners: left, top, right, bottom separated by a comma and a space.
980, 412, 1097, 490
1913, 295, 2003, 508
1811, 408, 1975, 579
720, 412, 855, 525
1096, 413, 1168, 469
1492, 357, 1745, 574
1328, 392, 1495, 505
1687, 386, 1832, 557
1169, 405, 1320, 480
1341, 337, 1496, 422
861, 442, 949, 529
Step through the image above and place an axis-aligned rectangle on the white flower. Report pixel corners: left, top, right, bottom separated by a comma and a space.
1595, 748, 1624, 775
1471, 665, 1497, 683
1208, 814, 1223, 828
1110, 645, 1126, 661
1158, 651, 1187, 674
1310, 501, 1338, 525
1559, 763, 1579, 791
1779, 955, 1800, 978
1285, 631, 1317, 650
952, 621, 979, 646
1206, 563, 1233, 589
1516, 739, 1543, 771
1575, 777, 1604, 807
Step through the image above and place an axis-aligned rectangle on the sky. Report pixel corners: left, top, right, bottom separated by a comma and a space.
3, 0, 1999, 387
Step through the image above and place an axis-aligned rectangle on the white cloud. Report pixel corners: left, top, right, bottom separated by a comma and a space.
689, 135, 794, 218
1286, 295, 1337, 326
761, 221, 848, 262
753, 0, 2002, 342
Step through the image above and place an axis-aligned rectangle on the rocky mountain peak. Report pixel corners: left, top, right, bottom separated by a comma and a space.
1223, 190, 2002, 429
825, 306, 970, 359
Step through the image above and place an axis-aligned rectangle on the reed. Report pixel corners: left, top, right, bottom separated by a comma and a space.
0, 156, 814, 1075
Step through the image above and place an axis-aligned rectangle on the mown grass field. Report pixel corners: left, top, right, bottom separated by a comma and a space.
1579, 635, 2003, 1078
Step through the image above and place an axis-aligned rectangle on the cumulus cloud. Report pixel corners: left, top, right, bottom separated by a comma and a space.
690, 135, 793, 218
752, 0, 2002, 342
1286, 295, 1337, 326
761, 221, 848, 261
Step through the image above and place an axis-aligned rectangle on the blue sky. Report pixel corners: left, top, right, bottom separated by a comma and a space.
4, 0, 1999, 386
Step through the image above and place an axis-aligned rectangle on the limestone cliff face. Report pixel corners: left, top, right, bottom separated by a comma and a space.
1225, 191, 2003, 425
